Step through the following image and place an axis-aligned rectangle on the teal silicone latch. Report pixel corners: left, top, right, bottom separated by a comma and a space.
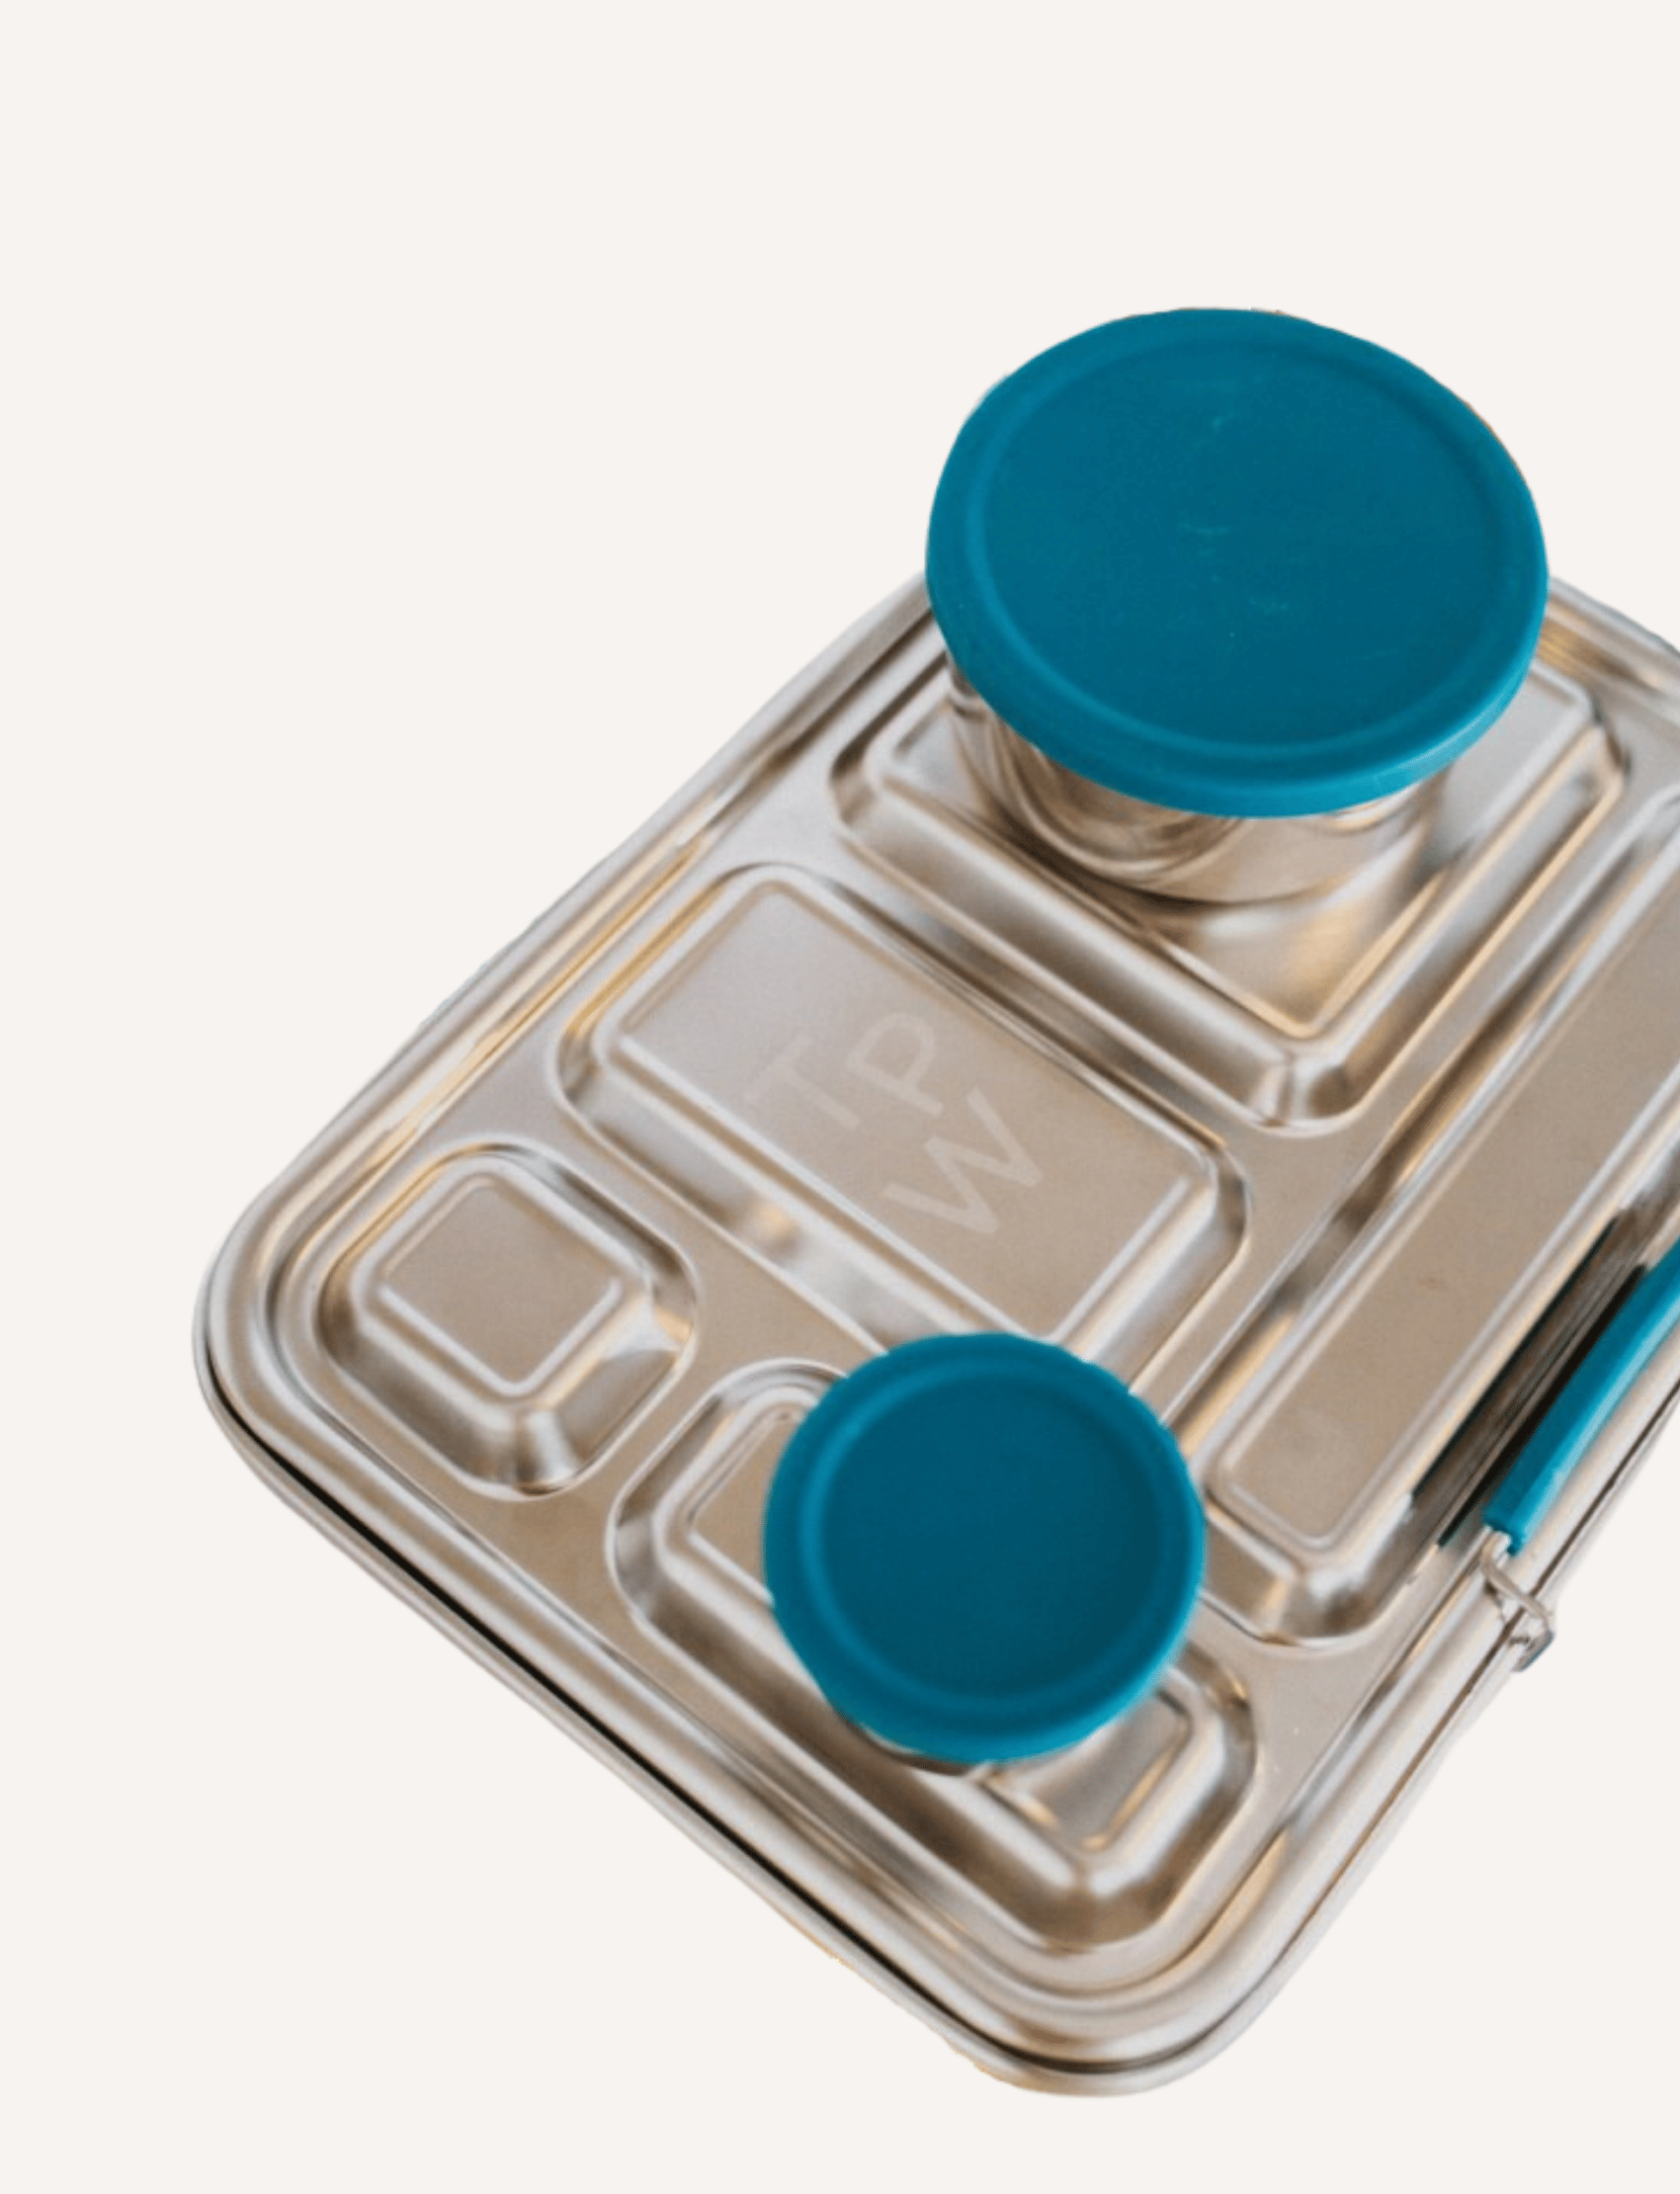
1486, 1233, 1680, 1552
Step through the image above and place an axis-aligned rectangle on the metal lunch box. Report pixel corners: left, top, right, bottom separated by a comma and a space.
196, 309, 1680, 2089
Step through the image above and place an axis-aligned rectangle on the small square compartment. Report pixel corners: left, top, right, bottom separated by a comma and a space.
320, 1148, 693, 1490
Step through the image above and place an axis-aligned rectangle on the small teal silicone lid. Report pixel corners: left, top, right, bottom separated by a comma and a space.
926, 310, 1548, 818
763, 1335, 1205, 1764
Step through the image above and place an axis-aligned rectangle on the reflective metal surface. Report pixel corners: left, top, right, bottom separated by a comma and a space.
198, 578, 1680, 2089
963, 667, 1442, 901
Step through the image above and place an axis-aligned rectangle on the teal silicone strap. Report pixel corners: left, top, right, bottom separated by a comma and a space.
1486, 1233, 1680, 1551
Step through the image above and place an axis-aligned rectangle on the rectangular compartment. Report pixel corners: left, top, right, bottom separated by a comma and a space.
566, 872, 1241, 1352
835, 644, 1621, 1122
611, 1363, 1257, 1951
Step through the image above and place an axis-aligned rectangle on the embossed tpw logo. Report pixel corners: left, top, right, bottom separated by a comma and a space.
745, 1012, 1042, 1235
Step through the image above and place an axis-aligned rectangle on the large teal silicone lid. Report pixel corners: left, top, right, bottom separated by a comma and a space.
763, 1336, 1205, 1764
925, 310, 1548, 818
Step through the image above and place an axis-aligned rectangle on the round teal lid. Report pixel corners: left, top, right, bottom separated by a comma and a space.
763, 1336, 1205, 1764
925, 310, 1548, 818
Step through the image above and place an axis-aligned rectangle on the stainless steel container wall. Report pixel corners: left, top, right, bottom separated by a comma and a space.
198, 579, 1680, 2089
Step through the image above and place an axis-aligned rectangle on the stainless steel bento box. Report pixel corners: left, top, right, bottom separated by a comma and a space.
198, 311, 1680, 2088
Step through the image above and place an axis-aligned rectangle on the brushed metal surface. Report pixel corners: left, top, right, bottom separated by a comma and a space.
197, 576, 1680, 2089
